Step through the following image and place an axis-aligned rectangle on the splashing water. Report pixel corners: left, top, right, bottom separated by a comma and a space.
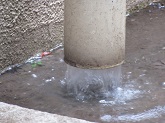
64, 65, 122, 100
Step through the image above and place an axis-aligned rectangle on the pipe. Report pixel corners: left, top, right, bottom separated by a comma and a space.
64, 0, 126, 69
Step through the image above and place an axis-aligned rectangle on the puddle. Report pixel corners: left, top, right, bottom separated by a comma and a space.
1, 46, 165, 123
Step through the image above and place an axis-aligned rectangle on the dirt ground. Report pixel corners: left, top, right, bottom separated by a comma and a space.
0, 3, 165, 123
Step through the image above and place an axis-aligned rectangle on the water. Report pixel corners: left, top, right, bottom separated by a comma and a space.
1, 47, 165, 123
64, 65, 122, 100
100, 106, 165, 122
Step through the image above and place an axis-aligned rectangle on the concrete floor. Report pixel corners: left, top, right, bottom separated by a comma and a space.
0, 102, 94, 123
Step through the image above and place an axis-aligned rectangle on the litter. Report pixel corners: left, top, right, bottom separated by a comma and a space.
41, 52, 51, 58
149, 2, 165, 9
31, 61, 42, 68
0, 43, 64, 75
32, 74, 37, 78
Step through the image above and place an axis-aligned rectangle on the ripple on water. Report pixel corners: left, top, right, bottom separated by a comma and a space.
101, 106, 165, 122
99, 86, 143, 106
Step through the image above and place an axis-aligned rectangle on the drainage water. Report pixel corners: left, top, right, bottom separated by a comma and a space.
64, 65, 121, 100
1, 47, 165, 123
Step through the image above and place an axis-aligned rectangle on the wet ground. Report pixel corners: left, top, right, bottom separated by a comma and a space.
1, 4, 165, 123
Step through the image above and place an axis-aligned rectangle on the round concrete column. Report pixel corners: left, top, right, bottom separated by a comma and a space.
64, 0, 126, 69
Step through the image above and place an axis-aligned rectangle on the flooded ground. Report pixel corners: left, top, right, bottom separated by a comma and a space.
0, 4, 165, 123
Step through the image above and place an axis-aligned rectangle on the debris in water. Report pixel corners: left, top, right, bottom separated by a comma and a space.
139, 74, 145, 77
126, 13, 130, 17
162, 47, 165, 50
60, 80, 65, 85
45, 79, 52, 83
0, 64, 21, 75
162, 82, 165, 86
0, 43, 63, 75
26, 43, 64, 67
59, 59, 64, 62
149, 2, 165, 9
100, 115, 112, 122
26, 55, 41, 64
41, 52, 51, 58
130, 107, 134, 110
45, 77, 55, 83
99, 100, 115, 105
27, 83, 30, 86
31, 61, 42, 68
49, 43, 63, 52
26, 53, 43, 68
32, 74, 37, 78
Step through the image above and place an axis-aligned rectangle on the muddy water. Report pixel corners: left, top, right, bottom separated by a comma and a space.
1, 46, 165, 123
45, 49, 165, 123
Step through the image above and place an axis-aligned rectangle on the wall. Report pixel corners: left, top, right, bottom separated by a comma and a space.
0, 0, 155, 71
0, 0, 64, 70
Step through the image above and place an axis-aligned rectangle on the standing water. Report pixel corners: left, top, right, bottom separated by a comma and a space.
65, 65, 122, 100
1, 46, 165, 123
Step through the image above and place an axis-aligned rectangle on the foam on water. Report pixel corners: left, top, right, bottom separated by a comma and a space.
99, 87, 142, 105
64, 65, 122, 100
100, 106, 165, 122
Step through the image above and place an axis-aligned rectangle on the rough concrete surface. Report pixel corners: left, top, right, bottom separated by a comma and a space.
0, 0, 158, 71
0, 0, 64, 70
0, 102, 94, 123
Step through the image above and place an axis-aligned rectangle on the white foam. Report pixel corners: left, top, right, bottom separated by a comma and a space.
100, 106, 165, 122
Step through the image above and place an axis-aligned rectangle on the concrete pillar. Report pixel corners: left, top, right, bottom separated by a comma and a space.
64, 0, 126, 69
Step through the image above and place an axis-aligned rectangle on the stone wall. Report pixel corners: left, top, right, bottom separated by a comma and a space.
0, 0, 156, 71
